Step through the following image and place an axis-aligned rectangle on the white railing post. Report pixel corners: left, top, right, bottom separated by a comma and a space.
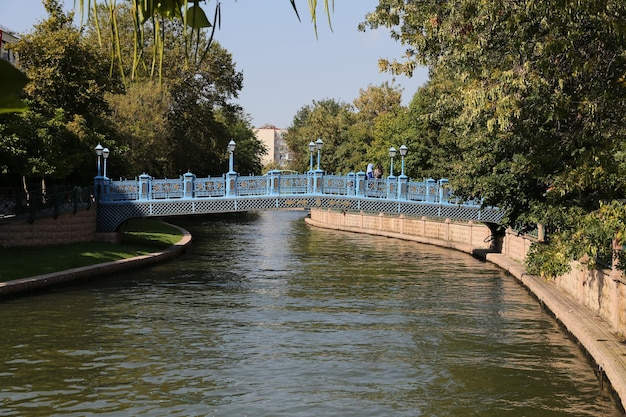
183, 172, 195, 198
425, 178, 436, 202
437, 178, 449, 203
356, 172, 367, 197
139, 173, 151, 200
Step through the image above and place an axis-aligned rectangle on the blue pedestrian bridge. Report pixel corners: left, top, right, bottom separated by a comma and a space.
95, 170, 503, 233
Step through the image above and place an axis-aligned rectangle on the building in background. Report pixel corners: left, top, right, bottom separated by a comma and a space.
0, 25, 20, 66
254, 124, 291, 169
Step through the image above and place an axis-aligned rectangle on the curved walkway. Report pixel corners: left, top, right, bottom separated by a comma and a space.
0, 223, 192, 298
305, 216, 626, 413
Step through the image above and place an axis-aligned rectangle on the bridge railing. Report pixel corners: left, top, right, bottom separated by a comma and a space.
96, 170, 465, 206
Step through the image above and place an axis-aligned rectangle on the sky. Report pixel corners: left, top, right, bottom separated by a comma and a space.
2, 0, 430, 129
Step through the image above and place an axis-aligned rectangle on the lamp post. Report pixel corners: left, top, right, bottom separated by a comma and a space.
388, 146, 397, 179
399, 145, 408, 177
228, 140, 237, 173
308, 141, 315, 172
315, 138, 323, 171
102, 147, 110, 179
95, 143, 103, 177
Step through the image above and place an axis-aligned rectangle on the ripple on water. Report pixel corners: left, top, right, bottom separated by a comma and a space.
0, 211, 621, 416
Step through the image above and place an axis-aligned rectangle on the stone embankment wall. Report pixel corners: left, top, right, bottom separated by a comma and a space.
0, 207, 97, 248
308, 208, 494, 255
308, 208, 626, 337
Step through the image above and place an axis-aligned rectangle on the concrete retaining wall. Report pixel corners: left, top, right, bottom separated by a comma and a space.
308, 209, 494, 255
0, 207, 97, 248
0, 223, 192, 298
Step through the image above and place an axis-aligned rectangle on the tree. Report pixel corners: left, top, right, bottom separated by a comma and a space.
105, 81, 173, 177
0, 0, 117, 188
363, 0, 626, 274
95, 4, 261, 178
284, 99, 355, 174
0, 1, 334, 114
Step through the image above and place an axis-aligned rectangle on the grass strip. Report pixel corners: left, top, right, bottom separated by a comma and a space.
0, 218, 183, 282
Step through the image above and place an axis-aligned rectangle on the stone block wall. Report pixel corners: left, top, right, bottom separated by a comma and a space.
308, 209, 493, 252
0, 207, 97, 248
554, 263, 625, 334
501, 228, 535, 263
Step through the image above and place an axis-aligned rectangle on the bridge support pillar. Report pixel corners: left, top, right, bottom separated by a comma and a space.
267, 170, 280, 195
94, 176, 104, 202
438, 178, 449, 203
347, 172, 356, 196
226, 172, 238, 196
307, 171, 314, 194
183, 172, 195, 198
425, 178, 436, 202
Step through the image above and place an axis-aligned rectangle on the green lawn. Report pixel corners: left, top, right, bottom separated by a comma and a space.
0, 218, 184, 282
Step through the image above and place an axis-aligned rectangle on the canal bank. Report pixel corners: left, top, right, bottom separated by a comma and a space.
0, 223, 192, 298
305, 208, 626, 413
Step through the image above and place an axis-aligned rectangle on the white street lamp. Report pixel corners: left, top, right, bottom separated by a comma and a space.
102, 147, 110, 178
95, 143, 103, 177
228, 140, 237, 173
388, 146, 397, 178
399, 145, 408, 177
315, 138, 323, 171
308, 141, 316, 172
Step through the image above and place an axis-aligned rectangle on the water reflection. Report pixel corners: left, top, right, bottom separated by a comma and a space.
0, 211, 621, 416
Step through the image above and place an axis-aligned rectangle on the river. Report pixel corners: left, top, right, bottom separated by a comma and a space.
0, 211, 622, 416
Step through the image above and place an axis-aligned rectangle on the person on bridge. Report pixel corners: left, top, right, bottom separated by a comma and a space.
374, 164, 383, 179
367, 163, 375, 179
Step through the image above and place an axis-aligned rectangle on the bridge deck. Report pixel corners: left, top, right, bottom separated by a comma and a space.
95, 171, 502, 232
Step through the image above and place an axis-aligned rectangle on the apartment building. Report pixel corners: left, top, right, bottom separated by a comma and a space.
0, 25, 19, 66
254, 124, 292, 168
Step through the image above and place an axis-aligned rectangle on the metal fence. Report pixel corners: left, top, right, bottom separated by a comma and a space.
0, 186, 94, 223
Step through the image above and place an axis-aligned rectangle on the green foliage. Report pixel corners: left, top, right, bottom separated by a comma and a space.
88, 3, 260, 178
362, 0, 626, 276
284, 99, 355, 174
525, 237, 573, 279
77, 0, 331, 83
0, 0, 116, 187
0, 60, 28, 114
285, 84, 408, 175
526, 201, 626, 277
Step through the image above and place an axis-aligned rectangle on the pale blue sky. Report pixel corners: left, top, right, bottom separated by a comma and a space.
2, 0, 429, 128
